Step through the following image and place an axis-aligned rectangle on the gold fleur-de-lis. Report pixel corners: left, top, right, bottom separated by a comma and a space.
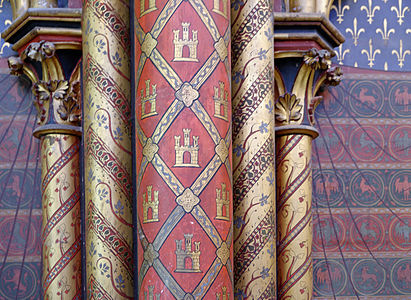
376, 18, 395, 42
330, 0, 350, 24
392, 40, 410, 68
346, 18, 365, 46
391, 0, 409, 25
361, 38, 381, 68
334, 44, 350, 65
361, 0, 380, 24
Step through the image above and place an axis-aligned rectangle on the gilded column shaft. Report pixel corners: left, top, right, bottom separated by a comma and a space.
8, 39, 83, 300
276, 133, 313, 299
83, 0, 133, 298
41, 134, 82, 299
231, 0, 276, 298
134, 0, 233, 297
274, 45, 342, 299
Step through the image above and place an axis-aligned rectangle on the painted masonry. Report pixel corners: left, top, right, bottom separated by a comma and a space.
0, 0, 409, 299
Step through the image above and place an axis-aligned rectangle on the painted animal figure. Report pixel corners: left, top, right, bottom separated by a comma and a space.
395, 87, 410, 112
360, 266, 377, 285
359, 133, 377, 152
359, 178, 374, 194
397, 263, 411, 288
316, 266, 342, 288
358, 87, 377, 106
4, 269, 28, 293
395, 176, 410, 201
360, 221, 377, 240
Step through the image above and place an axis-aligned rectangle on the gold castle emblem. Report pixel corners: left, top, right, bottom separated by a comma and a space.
143, 185, 159, 223
175, 234, 201, 273
212, 0, 228, 19
144, 285, 160, 300
173, 23, 199, 62
140, 0, 157, 17
215, 183, 230, 221
141, 79, 158, 119
216, 286, 229, 300
174, 129, 200, 167
213, 81, 229, 121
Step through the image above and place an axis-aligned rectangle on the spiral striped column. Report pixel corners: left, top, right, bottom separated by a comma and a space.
134, 0, 233, 297
41, 134, 81, 299
231, 0, 276, 298
83, 0, 133, 298
276, 133, 313, 299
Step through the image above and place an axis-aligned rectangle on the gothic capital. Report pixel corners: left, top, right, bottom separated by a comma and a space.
8, 40, 82, 137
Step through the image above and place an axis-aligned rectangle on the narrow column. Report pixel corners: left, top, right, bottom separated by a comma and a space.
231, 0, 276, 298
8, 41, 82, 299
274, 48, 342, 299
134, 0, 232, 297
83, 1, 133, 298
276, 130, 315, 299
41, 133, 81, 299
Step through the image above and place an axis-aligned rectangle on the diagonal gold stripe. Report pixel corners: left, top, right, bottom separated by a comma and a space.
189, 0, 220, 42
150, 49, 183, 90
151, 0, 184, 38
152, 154, 185, 196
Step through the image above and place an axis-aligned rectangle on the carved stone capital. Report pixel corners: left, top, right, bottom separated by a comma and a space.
8, 40, 82, 136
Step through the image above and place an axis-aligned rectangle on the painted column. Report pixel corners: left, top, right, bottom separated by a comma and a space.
231, 0, 276, 298
8, 41, 82, 299
134, 0, 232, 298
274, 49, 342, 299
82, 0, 133, 298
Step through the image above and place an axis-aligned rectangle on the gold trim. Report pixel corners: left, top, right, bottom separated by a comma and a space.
33, 124, 82, 138
274, 32, 335, 52
275, 124, 319, 139
274, 51, 305, 59
12, 27, 81, 51
274, 12, 345, 50
274, 68, 286, 95
2, 8, 81, 41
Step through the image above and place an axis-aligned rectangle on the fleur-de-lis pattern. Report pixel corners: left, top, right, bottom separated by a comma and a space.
134, 0, 232, 297
330, 0, 411, 71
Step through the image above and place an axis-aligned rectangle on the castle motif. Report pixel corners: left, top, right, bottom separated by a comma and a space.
141, 79, 157, 119
175, 234, 201, 273
174, 129, 199, 167
212, 0, 228, 19
215, 183, 230, 221
143, 185, 159, 223
213, 81, 229, 121
144, 285, 160, 300
173, 23, 198, 62
216, 287, 229, 300
140, 0, 157, 17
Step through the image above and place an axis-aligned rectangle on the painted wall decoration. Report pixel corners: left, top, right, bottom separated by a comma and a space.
330, 0, 411, 71
134, 0, 233, 297
0, 2, 42, 299
313, 68, 411, 298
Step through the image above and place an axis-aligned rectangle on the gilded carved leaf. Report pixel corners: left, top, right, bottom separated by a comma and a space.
275, 93, 303, 124
51, 80, 69, 100
32, 80, 72, 124
32, 82, 51, 124
57, 81, 81, 123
